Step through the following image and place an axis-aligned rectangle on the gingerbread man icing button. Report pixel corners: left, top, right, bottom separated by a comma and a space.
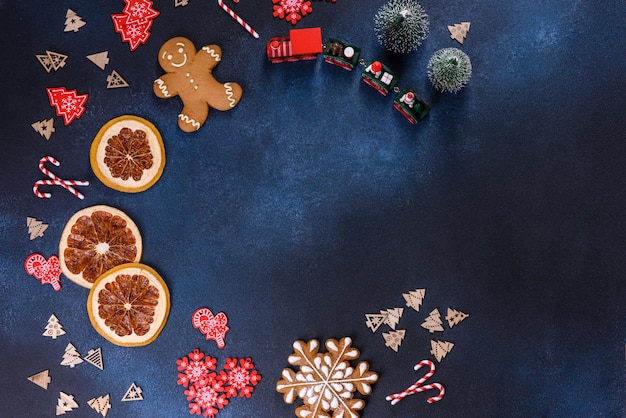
154, 37, 243, 132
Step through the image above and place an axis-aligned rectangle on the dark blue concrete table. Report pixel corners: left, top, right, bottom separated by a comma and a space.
1, 1, 624, 416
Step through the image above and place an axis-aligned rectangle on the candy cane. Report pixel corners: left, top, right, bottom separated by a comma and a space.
33, 156, 88, 200
217, 0, 259, 38
386, 359, 445, 405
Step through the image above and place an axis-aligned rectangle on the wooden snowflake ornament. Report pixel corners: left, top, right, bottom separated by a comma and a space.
276, 337, 378, 418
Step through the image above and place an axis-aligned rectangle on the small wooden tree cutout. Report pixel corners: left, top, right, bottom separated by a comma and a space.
43, 314, 66, 339
403, 288, 425, 312
60, 343, 83, 368
64, 9, 86, 32
86, 51, 109, 70
83, 347, 104, 370
382, 329, 406, 352
56, 392, 79, 415
430, 340, 454, 362
27, 370, 51, 389
421, 308, 444, 333
448, 22, 471, 44
121, 382, 143, 402
27, 217, 49, 239
175, 0, 190, 6
365, 313, 386, 332
36, 51, 67, 73
106, 70, 129, 89
88, 394, 111, 417
445, 307, 469, 328
31, 119, 55, 140
381, 307, 404, 329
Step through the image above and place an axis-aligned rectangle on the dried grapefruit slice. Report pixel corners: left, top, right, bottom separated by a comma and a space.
59, 205, 142, 289
90, 115, 165, 193
87, 263, 170, 347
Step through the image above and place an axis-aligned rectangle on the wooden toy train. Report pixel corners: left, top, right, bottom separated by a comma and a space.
266, 27, 430, 124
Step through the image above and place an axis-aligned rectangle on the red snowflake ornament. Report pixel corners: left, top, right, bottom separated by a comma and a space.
176, 349, 261, 417
177, 349, 218, 388
273, 0, 312, 25
46, 87, 87, 125
24, 253, 62, 291
192, 308, 229, 348
219, 358, 262, 398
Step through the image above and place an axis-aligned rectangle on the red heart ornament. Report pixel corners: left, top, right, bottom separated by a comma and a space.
24, 253, 62, 291
192, 308, 229, 348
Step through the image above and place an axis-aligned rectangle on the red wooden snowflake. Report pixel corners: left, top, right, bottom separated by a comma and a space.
218, 358, 262, 398
177, 349, 218, 388
176, 350, 261, 416
272, 0, 312, 25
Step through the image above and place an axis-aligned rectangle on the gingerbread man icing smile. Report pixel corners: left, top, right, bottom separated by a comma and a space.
154, 37, 243, 132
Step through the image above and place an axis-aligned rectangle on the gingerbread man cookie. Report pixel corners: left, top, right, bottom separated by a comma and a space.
154, 37, 243, 132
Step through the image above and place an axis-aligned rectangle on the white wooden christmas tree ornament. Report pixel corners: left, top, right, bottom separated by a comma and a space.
121, 382, 143, 401
83, 347, 104, 370
381, 307, 404, 329
64, 9, 86, 32
36, 51, 67, 72
31, 119, 55, 141
43, 314, 66, 339
88, 394, 111, 417
56, 392, 79, 415
365, 313, 386, 333
445, 307, 469, 328
430, 340, 454, 362
382, 329, 406, 352
403, 288, 425, 312
421, 308, 445, 333
86, 51, 109, 70
60, 343, 83, 368
27, 217, 49, 239
27, 370, 51, 389
106, 70, 129, 89
448, 22, 471, 44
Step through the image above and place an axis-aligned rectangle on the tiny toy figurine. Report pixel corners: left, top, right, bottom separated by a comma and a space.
393, 87, 430, 123
361, 60, 398, 96
266, 27, 323, 63
323, 38, 361, 70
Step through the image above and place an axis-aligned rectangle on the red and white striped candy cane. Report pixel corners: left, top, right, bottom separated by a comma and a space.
386, 359, 445, 405
217, 0, 259, 38
33, 156, 88, 200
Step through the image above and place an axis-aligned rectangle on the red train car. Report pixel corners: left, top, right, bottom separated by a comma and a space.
266, 27, 323, 63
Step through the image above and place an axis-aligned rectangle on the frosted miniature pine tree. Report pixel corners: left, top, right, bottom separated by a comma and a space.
61, 343, 83, 368
373, 0, 429, 53
64, 9, 86, 32
427, 48, 472, 93
421, 308, 444, 333
43, 314, 66, 339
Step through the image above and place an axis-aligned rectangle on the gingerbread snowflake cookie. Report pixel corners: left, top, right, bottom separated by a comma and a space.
154, 37, 243, 132
276, 337, 378, 418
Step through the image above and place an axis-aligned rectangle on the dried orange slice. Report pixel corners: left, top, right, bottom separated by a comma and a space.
87, 263, 170, 347
59, 205, 142, 289
90, 115, 165, 193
